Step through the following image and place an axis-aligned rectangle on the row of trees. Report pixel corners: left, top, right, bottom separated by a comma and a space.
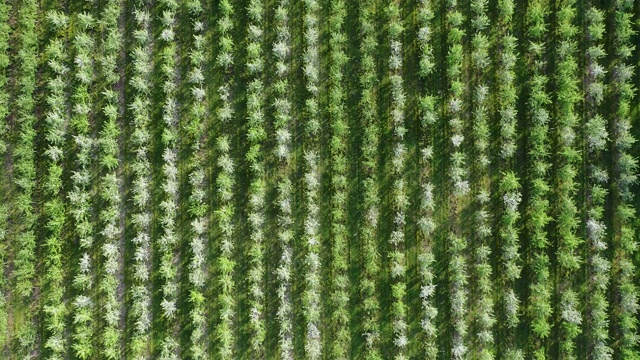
42, 11, 69, 359
0, 0, 6, 323
214, 0, 236, 358
583, 7, 611, 359
13, 0, 37, 304
157, 0, 180, 357
525, 1, 553, 357
445, 0, 469, 357
272, 1, 294, 359
302, 0, 322, 358
495, 1, 521, 357
245, 0, 267, 355
358, 0, 381, 358
186, 0, 207, 357
97, 0, 124, 357
611, 1, 638, 358
469, 0, 495, 358
416, 1, 437, 357
13, 0, 39, 354
0, 205, 6, 349
418, 0, 438, 352
0, 7, 7, 345
70, 9, 97, 359
387, 2, 408, 359
498, 173, 522, 359
128, 2, 152, 357
327, 0, 350, 357
0, 0, 8, 155
553, 0, 582, 357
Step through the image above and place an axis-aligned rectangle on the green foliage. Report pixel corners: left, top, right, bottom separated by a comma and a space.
0, 0, 638, 358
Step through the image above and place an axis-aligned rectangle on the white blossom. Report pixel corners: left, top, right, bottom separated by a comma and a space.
451, 134, 464, 147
